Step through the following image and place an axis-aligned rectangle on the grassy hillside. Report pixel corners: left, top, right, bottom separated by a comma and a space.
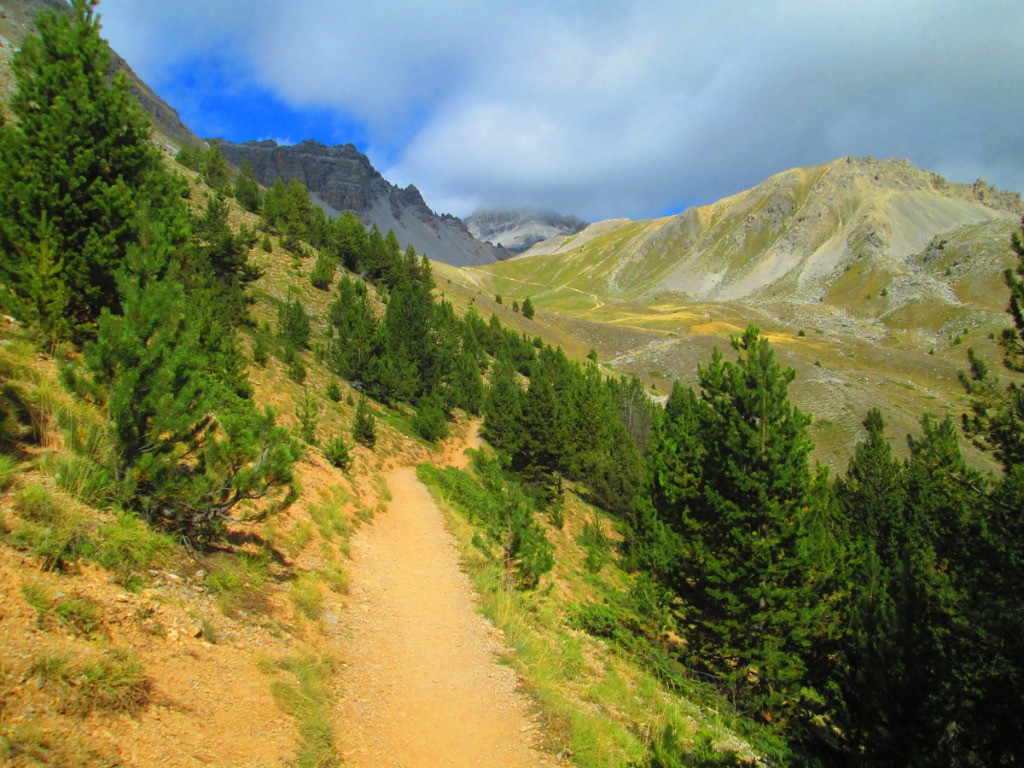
0, 154, 444, 765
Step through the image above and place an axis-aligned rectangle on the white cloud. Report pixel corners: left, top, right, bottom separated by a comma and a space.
97, 0, 1024, 220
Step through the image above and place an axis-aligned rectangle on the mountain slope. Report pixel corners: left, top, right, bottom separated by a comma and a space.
218, 139, 502, 267
458, 156, 1024, 472
496, 156, 1022, 307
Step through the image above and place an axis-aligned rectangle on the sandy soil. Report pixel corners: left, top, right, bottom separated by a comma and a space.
334, 426, 552, 767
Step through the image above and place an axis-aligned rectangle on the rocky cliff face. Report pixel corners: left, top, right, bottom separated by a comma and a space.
218, 139, 502, 267
465, 208, 588, 253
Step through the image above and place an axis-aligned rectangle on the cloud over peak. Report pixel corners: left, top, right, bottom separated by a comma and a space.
98, 0, 1024, 220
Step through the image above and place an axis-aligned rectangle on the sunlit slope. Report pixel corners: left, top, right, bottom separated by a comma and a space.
463, 157, 1023, 471
478, 157, 1019, 315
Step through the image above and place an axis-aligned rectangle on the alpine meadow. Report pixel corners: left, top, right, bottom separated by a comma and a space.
0, 1, 1022, 766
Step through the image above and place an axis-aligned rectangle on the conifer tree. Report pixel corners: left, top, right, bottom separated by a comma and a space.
626, 381, 705, 590
450, 346, 485, 415
521, 296, 536, 319
373, 279, 432, 403
685, 326, 833, 720
310, 250, 336, 290
413, 390, 449, 442
188, 193, 258, 328
482, 355, 523, 457
327, 275, 379, 382
24, 216, 69, 348
278, 297, 311, 350
85, 218, 297, 539
335, 211, 368, 272
0, 0, 171, 334
201, 140, 231, 193
352, 396, 377, 448
512, 367, 568, 482
233, 157, 262, 213
834, 409, 906, 758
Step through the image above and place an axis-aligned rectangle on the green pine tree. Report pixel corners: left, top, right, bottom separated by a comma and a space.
233, 157, 262, 213
25, 214, 69, 349
85, 218, 298, 539
335, 211, 368, 272
373, 279, 433, 403
0, 0, 175, 334
352, 396, 377, 449
521, 296, 536, 319
201, 140, 231, 193
686, 326, 833, 721
310, 250, 336, 290
482, 355, 523, 457
327, 275, 379, 382
278, 297, 311, 349
413, 390, 449, 443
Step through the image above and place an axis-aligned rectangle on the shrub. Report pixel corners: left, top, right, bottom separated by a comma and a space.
352, 397, 376, 448
310, 252, 335, 290
325, 380, 342, 402
413, 392, 448, 443
323, 436, 352, 470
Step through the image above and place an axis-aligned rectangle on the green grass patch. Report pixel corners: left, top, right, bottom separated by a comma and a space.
95, 510, 175, 586
31, 649, 149, 716
308, 496, 349, 541
10, 483, 95, 570
269, 655, 339, 768
206, 552, 271, 616
23, 585, 107, 639
40, 451, 114, 507
0, 452, 16, 491
289, 572, 325, 621
284, 521, 313, 558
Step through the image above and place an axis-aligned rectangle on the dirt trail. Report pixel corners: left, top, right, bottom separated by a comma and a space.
335, 425, 551, 767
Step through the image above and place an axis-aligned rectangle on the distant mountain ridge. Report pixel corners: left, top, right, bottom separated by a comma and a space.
508, 156, 1023, 306
466, 208, 588, 253
217, 139, 503, 267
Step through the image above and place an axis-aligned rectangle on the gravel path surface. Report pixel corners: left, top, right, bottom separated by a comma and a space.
335, 432, 551, 767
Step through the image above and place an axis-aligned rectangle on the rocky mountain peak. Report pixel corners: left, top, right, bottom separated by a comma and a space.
465, 208, 588, 253
216, 139, 501, 266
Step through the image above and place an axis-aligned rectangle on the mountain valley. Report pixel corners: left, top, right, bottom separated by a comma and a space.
1, 2, 1023, 766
